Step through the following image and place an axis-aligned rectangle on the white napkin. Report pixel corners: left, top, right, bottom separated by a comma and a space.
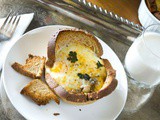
0, 13, 34, 70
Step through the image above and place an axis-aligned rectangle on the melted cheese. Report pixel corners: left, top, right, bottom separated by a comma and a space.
47, 43, 107, 93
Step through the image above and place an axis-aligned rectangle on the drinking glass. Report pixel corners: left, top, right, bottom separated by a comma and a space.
124, 24, 160, 112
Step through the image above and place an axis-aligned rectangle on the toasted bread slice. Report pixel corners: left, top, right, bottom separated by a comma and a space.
21, 79, 60, 105
45, 29, 118, 104
12, 54, 46, 79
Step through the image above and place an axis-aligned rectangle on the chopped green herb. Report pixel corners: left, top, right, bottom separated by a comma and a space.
97, 61, 103, 68
77, 73, 90, 80
67, 51, 78, 63
83, 74, 90, 80
77, 73, 83, 79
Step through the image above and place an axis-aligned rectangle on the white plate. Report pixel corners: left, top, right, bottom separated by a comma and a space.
3, 25, 128, 120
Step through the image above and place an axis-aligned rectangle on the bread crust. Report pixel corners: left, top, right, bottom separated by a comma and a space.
46, 33, 57, 67
45, 29, 117, 104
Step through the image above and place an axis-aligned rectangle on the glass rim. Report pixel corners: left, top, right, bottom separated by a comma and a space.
142, 24, 160, 59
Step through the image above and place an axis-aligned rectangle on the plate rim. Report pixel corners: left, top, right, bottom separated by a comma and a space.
2, 25, 128, 120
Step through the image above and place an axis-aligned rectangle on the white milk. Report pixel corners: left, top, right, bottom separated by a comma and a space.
125, 32, 160, 86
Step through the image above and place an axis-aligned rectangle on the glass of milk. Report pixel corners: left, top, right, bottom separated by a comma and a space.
125, 24, 160, 88
124, 24, 160, 112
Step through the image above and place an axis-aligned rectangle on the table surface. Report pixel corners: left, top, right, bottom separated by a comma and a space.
0, 0, 160, 120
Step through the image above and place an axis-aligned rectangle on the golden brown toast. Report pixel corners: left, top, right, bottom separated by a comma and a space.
12, 54, 46, 79
21, 79, 59, 105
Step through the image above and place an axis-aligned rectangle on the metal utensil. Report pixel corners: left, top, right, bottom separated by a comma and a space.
0, 13, 21, 42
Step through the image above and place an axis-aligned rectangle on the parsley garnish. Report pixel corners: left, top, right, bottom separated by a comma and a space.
67, 51, 78, 63
77, 73, 90, 80
97, 61, 103, 68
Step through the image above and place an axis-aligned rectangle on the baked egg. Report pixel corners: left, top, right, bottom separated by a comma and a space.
46, 43, 107, 93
